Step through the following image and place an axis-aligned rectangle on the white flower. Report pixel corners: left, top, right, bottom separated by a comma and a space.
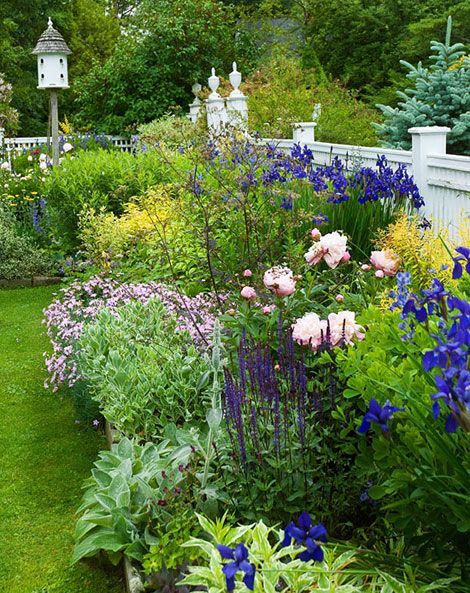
62, 142, 73, 153
0, 161, 11, 171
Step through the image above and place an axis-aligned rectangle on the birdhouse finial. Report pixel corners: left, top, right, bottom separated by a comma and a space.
48, 16, 53, 28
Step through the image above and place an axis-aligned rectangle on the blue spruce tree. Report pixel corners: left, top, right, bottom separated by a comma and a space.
374, 17, 470, 155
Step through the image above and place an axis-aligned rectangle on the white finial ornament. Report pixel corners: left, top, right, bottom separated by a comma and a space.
208, 68, 220, 97
48, 16, 53, 27
229, 62, 242, 93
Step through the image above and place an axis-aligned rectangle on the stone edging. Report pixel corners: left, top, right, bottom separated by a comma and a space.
0, 276, 62, 288
105, 421, 146, 593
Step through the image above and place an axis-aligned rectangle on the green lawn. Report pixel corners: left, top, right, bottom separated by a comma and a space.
0, 286, 123, 593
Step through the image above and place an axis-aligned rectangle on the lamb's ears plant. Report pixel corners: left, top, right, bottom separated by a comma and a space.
199, 320, 226, 489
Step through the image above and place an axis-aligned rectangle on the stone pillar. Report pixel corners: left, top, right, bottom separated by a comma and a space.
408, 126, 450, 204
226, 62, 248, 128
292, 122, 317, 144
206, 68, 227, 136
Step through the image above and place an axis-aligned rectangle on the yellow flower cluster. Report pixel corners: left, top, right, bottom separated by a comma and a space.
377, 213, 469, 289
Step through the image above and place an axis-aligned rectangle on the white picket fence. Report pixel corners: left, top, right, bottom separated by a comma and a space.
2, 135, 135, 153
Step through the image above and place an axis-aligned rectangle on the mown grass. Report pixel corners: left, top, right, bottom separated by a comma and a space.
0, 286, 123, 593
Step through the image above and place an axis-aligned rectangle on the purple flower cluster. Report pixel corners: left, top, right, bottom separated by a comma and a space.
43, 276, 221, 392
422, 296, 469, 433
389, 271, 412, 314
397, 251, 470, 432
222, 331, 314, 469
263, 146, 424, 210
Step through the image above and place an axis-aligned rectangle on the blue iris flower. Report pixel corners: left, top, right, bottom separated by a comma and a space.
281, 512, 327, 562
358, 399, 404, 433
452, 246, 470, 279
217, 543, 255, 591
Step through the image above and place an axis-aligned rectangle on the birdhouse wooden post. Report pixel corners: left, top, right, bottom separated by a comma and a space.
32, 18, 71, 166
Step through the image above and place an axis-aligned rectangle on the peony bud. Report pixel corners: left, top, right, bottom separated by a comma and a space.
311, 228, 321, 241
240, 286, 257, 300
243, 269, 252, 277
361, 264, 371, 271
335, 294, 344, 302
375, 269, 384, 278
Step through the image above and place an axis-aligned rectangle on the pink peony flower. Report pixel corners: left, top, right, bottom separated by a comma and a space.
304, 242, 326, 266
262, 304, 276, 315
335, 294, 344, 303
304, 231, 348, 269
243, 269, 252, 277
292, 313, 327, 351
327, 311, 365, 346
370, 250, 401, 277
263, 266, 296, 297
361, 264, 371, 271
311, 228, 321, 241
240, 286, 257, 300
375, 269, 384, 278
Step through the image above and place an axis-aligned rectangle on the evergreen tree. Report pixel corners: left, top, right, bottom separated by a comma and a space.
374, 17, 470, 155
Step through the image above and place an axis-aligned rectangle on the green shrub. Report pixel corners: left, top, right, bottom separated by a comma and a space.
137, 114, 204, 151
244, 53, 379, 145
76, 298, 212, 439
44, 148, 191, 251
0, 207, 53, 279
337, 303, 470, 571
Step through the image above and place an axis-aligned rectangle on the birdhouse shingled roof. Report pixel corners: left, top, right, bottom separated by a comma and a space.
32, 18, 71, 55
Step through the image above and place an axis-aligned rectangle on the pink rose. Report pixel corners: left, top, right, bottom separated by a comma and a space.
243, 269, 252, 277
304, 231, 348, 269
311, 228, 321, 241
375, 269, 384, 278
262, 304, 276, 315
292, 313, 327, 351
240, 286, 257, 300
370, 250, 401, 277
263, 266, 296, 297
361, 264, 371, 271
335, 294, 344, 303
327, 311, 365, 347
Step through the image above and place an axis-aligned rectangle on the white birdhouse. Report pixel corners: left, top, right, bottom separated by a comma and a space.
32, 18, 71, 89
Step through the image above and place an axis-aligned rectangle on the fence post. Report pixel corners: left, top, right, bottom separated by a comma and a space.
206, 68, 227, 135
226, 62, 248, 128
408, 126, 450, 203
292, 122, 316, 144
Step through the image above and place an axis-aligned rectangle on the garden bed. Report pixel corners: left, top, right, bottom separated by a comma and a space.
35, 138, 469, 592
